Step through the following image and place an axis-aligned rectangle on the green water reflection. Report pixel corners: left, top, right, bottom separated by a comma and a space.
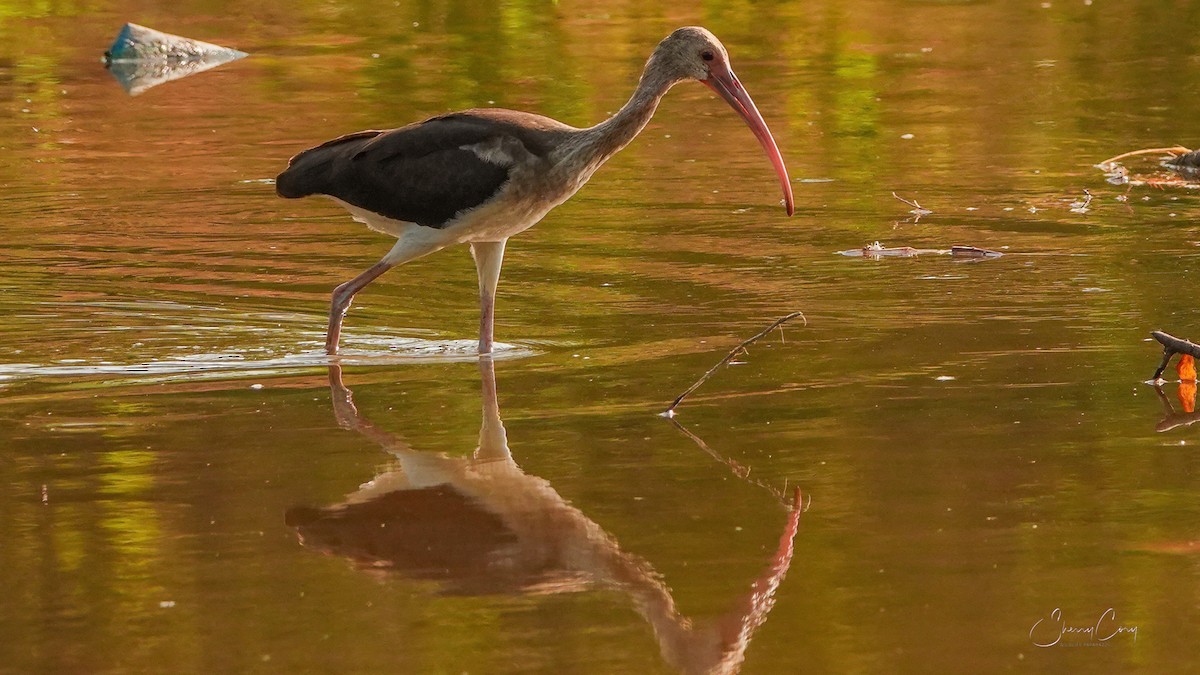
1, 0, 1199, 673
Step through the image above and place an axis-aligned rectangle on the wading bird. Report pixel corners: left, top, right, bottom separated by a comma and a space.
276, 27, 794, 355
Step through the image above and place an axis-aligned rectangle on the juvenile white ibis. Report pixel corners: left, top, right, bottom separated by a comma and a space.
276, 26, 794, 355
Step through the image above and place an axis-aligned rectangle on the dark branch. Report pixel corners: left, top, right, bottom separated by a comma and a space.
1150, 330, 1200, 379
663, 311, 806, 416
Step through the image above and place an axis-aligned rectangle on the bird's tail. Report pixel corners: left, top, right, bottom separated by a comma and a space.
275, 149, 331, 199
275, 130, 384, 199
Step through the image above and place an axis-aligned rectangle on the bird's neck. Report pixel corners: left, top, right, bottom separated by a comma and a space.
578, 61, 677, 164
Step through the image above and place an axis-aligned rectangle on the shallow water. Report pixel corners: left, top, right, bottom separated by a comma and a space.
2, 1, 1199, 673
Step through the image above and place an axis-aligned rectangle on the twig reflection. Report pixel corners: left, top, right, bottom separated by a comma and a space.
668, 418, 799, 509
1151, 383, 1200, 433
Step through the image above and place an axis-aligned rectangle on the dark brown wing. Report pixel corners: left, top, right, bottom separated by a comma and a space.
276, 110, 568, 228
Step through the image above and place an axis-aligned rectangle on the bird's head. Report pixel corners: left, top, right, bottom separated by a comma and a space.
652, 27, 795, 216
653, 26, 731, 82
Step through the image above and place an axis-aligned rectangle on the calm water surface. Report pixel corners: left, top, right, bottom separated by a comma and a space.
3, 1, 1200, 673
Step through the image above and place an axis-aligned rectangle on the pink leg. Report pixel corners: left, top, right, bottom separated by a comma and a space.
325, 233, 452, 355
471, 240, 507, 355
326, 259, 396, 355
478, 292, 496, 355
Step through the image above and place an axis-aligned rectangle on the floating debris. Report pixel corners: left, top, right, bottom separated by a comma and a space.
1096, 146, 1200, 188
103, 23, 248, 96
837, 242, 1003, 260
948, 245, 1003, 259
1149, 330, 1200, 381
891, 192, 933, 218
1165, 149, 1200, 168
1163, 149, 1200, 178
1103, 164, 1130, 185
1069, 189, 1093, 214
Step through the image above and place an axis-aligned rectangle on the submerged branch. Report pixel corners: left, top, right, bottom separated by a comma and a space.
663, 311, 806, 416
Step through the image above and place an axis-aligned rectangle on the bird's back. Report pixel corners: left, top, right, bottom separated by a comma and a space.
276, 110, 574, 229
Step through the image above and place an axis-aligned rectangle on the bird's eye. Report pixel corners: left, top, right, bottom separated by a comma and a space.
701, 50, 715, 62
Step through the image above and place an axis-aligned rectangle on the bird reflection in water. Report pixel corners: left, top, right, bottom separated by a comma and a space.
286, 360, 803, 674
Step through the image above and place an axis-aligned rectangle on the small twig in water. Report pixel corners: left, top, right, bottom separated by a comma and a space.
1069, 189, 1093, 213
892, 192, 933, 216
663, 310, 806, 416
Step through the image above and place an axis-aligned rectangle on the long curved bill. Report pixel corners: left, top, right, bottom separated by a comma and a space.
703, 63, 795, 216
